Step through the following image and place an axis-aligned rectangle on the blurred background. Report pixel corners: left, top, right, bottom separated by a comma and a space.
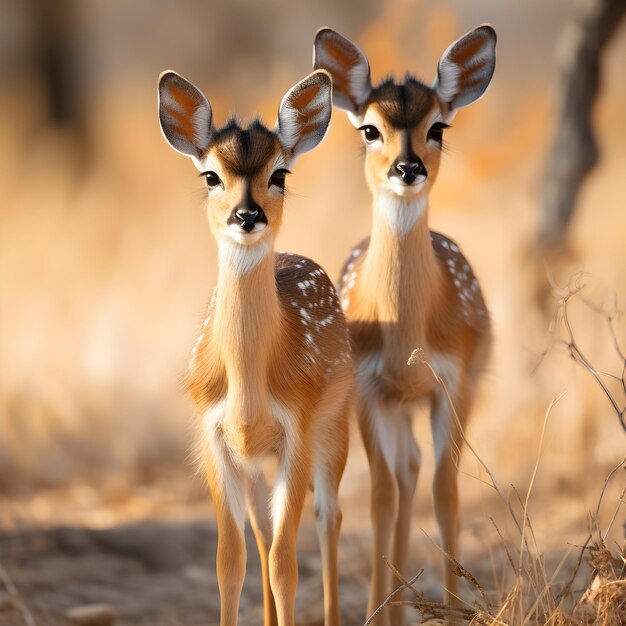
0, 0, 625, 624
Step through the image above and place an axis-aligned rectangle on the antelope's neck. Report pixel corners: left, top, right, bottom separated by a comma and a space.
213, 241, 280, 407
361, 192, 442, 332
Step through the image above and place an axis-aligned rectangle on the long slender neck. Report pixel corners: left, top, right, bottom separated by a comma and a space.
213, 240, 280, 402
360, 191, 442, 329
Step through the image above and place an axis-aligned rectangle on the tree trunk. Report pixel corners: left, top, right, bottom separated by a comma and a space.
540, 0, 626, 252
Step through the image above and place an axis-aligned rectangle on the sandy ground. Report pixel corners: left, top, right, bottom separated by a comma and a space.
1, 450, 613, 626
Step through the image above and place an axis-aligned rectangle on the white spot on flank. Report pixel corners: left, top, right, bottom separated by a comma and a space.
319, 314, 334, 327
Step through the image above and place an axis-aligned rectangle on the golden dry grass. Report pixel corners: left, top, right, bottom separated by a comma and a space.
1, 1, 625, 623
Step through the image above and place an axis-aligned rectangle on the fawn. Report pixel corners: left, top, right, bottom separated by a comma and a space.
314, 25, 496, 623
158, 69, 352, 626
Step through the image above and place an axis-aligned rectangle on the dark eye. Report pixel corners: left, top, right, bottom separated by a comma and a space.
269, 168, 290, 189
202, 171, 222, 189
358, 125, 381, 143
427, 122, 450, 144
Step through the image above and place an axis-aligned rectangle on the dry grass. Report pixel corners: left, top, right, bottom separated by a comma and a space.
374, 295, 626, 626
1, 3, 626, 623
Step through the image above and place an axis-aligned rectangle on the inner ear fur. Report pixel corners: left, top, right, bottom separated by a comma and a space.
275, 70, 332, 157
158, 70, 213, 158
313, 27, 371, 114
433, 25, 497, 112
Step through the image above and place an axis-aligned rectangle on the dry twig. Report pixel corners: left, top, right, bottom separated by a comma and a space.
0, 559, 37, 626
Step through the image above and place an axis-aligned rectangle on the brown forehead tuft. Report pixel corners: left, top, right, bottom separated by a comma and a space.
367, 76, 435, 128
210, 119, 279, 177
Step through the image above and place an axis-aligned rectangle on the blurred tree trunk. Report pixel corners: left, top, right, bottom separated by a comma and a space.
539, 0, 626, 254
29, 0, 89, 161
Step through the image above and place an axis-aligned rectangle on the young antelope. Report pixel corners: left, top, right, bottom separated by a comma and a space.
158, 69, 352, 626
314, 25, 496, 624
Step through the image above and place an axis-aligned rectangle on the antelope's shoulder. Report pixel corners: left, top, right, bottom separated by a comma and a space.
337, 237, 370, 312
185, 287, 227, 405
274, 252, 351, 366
338, 237, 370, 292
274, 252, 342, 320
430, 231, 490, 334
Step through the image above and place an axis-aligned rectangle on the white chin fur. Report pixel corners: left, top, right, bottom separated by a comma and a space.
389, 175, 427, 197
219, 237, 271, 275
377, 193, 427, 236
228, 222, 267, 245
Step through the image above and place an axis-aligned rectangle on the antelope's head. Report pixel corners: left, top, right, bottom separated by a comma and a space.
314, 26, 496, 199
158, 70, 332, 248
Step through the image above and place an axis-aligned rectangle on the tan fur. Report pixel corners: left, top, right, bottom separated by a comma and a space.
341, 123, 491, 625
360, 104, 443, 197
188, 142, 351, 626
159, 68, 349, 626
315, 25, 495, 622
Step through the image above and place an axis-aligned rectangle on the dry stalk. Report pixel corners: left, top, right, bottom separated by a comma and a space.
408, 348, 524, 536
0, 559, 37, 626
537, 274, 626, 433
363, 570, 424, 626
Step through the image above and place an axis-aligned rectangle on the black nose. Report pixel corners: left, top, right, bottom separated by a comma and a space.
236, 209, 258, 232
394, 160, 425, 184
229, 206, 267, 232
235, 208, 258, 231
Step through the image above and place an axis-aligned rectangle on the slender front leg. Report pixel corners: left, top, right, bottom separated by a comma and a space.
389, 412, 420, 626
313, 429, 348, 626
206, 453, 247, 626
358, 399, 399, 626
269, 447, 311, 626
247, 471, 278, 626
430, 383, 468, 608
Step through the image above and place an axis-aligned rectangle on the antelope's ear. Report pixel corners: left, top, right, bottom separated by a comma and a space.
433, 25, 496, 115
313, 27, 371, 116
275, 70, 332, 158
158, 71, 213, 158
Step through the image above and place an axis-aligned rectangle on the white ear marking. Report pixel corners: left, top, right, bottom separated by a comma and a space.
313, 27, 372, 114
158, 70, 214, 158
349, 63, 371, 107
275, 70, 332, 157
432, 25, 497, 113
435, 59, 461, 103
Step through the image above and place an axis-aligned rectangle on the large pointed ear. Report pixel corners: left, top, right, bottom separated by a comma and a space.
433, 25, 496, 115
158, 71, 213, 158
275, 70, 332, 158
313, 27, 371, 116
